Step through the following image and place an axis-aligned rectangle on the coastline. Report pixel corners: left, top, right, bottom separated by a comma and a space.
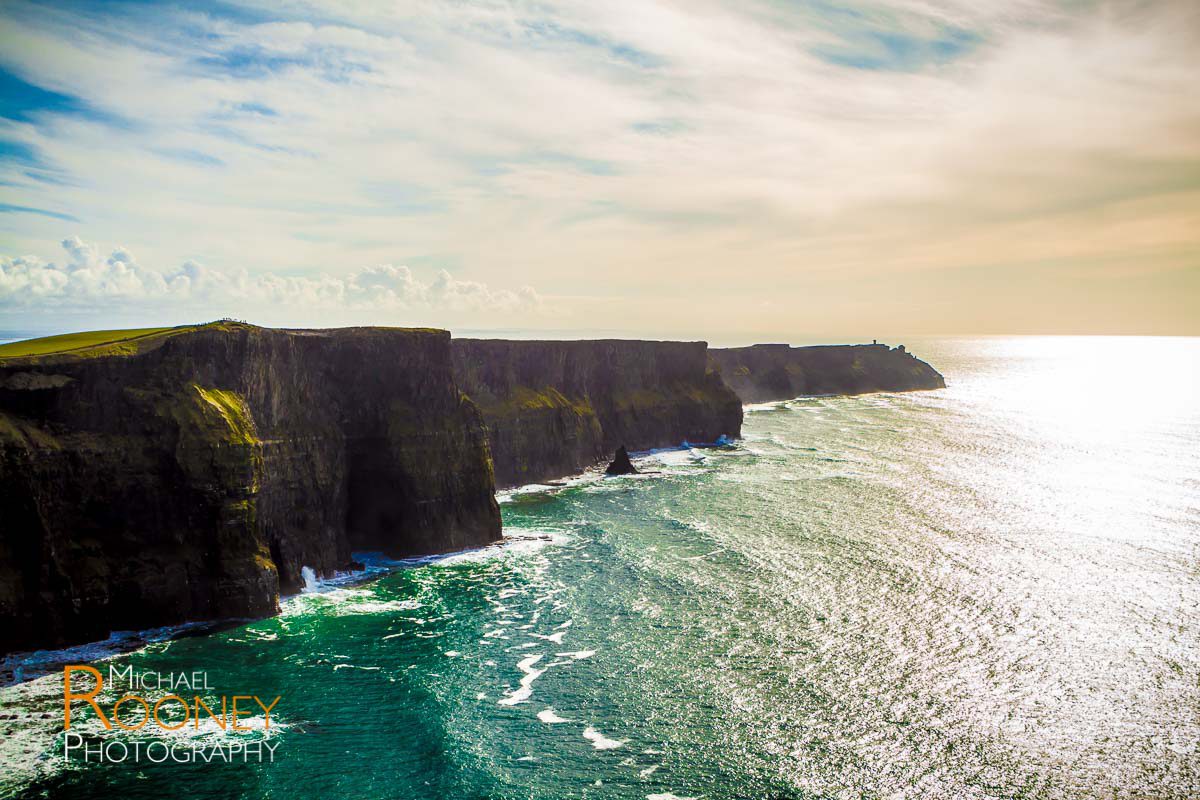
0, 440, 723, 690
0, 378, 950, 682
0, 326, 941, 656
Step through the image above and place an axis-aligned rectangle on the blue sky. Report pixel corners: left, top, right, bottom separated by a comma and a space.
0, 0, 1197, 337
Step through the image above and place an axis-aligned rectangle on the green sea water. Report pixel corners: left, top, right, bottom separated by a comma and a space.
2, 336, 1198, 799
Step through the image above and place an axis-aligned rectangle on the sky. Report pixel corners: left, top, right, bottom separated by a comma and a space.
0, 0, 1197, 342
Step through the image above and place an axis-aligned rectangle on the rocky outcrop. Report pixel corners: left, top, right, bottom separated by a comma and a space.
605, 446, 638, 476
0, 323, 500, 654
709, 343, 945, 403
452, 339, 742, 487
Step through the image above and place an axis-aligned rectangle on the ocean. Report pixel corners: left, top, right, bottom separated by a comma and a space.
2, 336, 1197, 799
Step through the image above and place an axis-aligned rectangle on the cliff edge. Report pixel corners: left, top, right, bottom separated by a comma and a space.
710, 343, 945, 403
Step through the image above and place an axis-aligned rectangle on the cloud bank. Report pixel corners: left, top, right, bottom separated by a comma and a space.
0, 237, 543, 316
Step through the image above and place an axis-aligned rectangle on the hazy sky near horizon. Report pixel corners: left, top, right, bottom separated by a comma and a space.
0, 0, 1197, 340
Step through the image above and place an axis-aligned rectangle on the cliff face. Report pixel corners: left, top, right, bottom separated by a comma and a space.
0, 324, 500, 654
709, 343, 945, 403
452, 339, 743, 487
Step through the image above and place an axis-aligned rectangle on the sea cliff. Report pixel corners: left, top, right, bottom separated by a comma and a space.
452, 339, 743, 487
0, 323, 500, 654
709, 343, 945, 403
0, 325, 939, 657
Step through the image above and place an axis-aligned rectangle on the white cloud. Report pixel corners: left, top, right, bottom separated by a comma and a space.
0, 237, 544, 317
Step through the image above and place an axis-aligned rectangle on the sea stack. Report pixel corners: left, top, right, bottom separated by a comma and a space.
605, 445, 638, 475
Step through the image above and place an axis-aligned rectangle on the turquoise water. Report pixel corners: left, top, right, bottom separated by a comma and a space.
3, 336, 1198, 799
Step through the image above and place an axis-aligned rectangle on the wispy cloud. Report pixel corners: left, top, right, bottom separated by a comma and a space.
0, 202, 78, 222
0, 0, 1196, 335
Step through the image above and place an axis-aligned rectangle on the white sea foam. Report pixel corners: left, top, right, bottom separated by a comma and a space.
496, 470, 607, 505
330, 531, 564, 588
291, 559, 399, 595
495, 483, 557, 504
300, 566, 320, 592
556, 650, 596, 660
744, 399, 790, 413
283, 587, 423, 617
1, 620, 222, 685
679, 549, 724, 561
537, 707, 571, 723
498, 654, 546, 706
646, 794, 698, 800
583, 726, 626, 750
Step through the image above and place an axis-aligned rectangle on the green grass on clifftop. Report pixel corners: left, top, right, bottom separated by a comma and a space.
0, 327, 178, 358
0, 322, 451, 362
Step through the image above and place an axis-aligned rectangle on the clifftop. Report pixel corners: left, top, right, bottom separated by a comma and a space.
0, 321, 452, 364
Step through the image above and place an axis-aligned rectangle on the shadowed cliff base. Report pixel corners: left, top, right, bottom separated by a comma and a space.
709, 342, 945, 404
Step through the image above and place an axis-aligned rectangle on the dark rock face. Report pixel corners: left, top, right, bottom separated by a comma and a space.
452, 339, 743, 487
709, 343, 945, 404
605, 446, 638, 476
0, 324, 500, 654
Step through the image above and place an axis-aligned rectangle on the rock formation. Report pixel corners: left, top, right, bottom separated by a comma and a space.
605, 446, 638, 476
709, 343, 944, 403
0, 323, 500, 654
452, 339, 743, 487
